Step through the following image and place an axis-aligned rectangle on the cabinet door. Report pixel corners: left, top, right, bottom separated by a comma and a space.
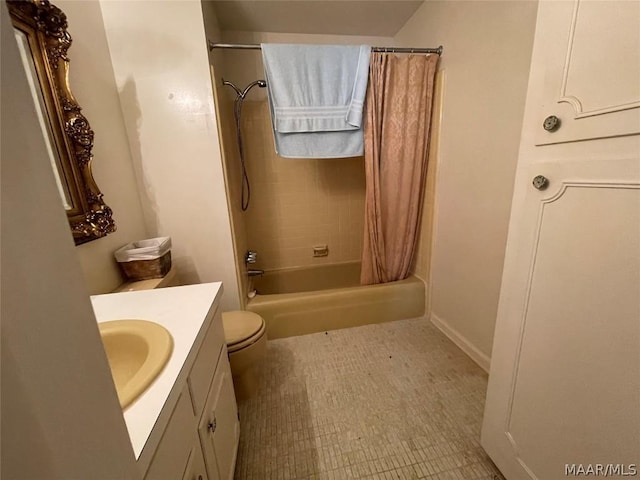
198, 348, 240, 480
533, 0, 640, 146
182, 435, 213, 480
145, 386, 197, 480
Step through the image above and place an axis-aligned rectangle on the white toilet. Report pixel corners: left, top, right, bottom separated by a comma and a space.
221, 311, 267, 401
116, 268, 267, 401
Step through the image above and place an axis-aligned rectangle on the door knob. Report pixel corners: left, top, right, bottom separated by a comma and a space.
532, 175, 549, 190
543, 115, 560, 132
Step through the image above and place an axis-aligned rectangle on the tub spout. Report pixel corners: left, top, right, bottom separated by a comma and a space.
248, 269, 264, 277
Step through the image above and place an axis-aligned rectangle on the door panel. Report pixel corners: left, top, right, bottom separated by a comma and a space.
534, 0, 640, 146
483, 155, 640, 479
145, 386, 197, 480
199, 348, 240, 480
183, 435, 211, 480
507, 176, 639, 478
211, 359, 240, 480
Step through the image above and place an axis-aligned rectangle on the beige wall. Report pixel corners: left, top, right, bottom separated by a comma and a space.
56, 0, 148, 295
395, 1, 538, 363
100, 0, 241, 311
1, 4, 138, 476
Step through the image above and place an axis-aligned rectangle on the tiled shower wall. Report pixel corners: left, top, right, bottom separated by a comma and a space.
410, 71, 444, 314
210, 56, 251, 307
242, 100, 366, 271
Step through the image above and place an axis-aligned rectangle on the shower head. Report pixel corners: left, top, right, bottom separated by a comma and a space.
241, 79, 267, 98
222, 78, 267, 100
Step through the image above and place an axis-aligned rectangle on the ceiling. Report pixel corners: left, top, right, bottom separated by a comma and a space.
209, 1, 424, 37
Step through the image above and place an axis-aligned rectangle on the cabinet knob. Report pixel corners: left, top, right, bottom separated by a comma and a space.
208, 417, 217, 433
532, 175, 549, 190
543, 115, 561, 132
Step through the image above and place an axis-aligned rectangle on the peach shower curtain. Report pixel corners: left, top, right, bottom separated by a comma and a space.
361, 53, 438, 285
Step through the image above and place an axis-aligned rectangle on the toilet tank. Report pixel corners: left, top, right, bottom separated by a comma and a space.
114, 267, 179, 292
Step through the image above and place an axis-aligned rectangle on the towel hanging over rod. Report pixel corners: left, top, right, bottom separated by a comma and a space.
208, 42, 443, 56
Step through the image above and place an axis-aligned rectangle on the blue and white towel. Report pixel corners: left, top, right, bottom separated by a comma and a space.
261, 43, 371, 158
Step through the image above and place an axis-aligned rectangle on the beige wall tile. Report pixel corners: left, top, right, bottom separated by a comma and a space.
240, 100, 367, 270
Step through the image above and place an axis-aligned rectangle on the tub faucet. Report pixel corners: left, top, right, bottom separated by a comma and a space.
247, 269, 264, 277
245, 250, 258, 264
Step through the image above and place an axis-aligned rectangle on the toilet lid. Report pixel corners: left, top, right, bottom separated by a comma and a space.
222, 311, 264, 346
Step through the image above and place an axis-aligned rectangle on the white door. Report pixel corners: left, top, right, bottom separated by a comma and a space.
481, 1, 640, 479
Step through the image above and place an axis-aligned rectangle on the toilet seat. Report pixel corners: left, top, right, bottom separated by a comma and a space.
222, 311, 266, 353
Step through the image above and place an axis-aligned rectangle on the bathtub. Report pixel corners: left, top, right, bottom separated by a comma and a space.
246, 262, 425, 339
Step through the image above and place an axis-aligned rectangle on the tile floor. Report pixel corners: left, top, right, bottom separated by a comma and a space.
234, 317, 504, 480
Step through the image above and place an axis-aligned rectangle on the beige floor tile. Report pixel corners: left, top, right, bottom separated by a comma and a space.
234, 318, 504, 480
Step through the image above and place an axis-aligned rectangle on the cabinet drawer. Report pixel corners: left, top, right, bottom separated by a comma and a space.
188, 306, 224, 414
145, 385, 196, 480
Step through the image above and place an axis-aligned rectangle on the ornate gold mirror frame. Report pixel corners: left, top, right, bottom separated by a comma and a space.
8, 0, 115, 245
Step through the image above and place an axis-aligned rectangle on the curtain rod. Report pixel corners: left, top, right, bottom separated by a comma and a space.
208, 41, 443, 56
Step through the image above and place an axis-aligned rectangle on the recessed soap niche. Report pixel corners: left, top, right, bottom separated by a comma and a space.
313, 245, 329, 257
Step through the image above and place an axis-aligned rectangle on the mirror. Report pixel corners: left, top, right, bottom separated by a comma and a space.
8, 0, 115, 245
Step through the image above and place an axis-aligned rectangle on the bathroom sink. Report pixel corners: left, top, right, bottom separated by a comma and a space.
98, 320, 173, 409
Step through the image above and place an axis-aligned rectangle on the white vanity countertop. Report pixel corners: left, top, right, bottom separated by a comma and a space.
91, 282, 223, 460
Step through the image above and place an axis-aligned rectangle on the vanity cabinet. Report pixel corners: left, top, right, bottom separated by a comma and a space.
145, 306, 239, 480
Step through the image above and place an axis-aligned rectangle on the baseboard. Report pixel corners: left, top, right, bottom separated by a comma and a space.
430, 313, 491, 373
